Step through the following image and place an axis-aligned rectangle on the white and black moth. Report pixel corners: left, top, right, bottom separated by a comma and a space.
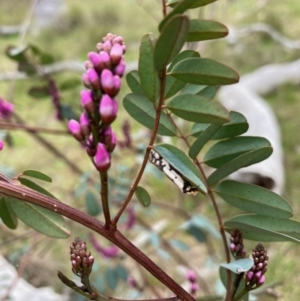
149, 149, 198, 196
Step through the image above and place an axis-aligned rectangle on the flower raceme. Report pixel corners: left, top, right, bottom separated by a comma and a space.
68, 33, 126, 172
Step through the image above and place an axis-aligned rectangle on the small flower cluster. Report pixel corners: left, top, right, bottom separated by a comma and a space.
230, 229, 246, 259
246, 243, 268, 288
186, 270, 198, 296
0, 97, 14, 120
70, 237, 94, 276
68, 33, 126, 172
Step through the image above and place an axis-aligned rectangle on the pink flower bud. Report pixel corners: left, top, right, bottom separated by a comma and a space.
84, 60, 93, 69
0, 140, 4, 150
94, 143, 111, 171
88, 52, 102, 71
190, 283, 198, 295
87, 68, 100, 91
113, 75, 121, 91
100, 69, 114, 95
0, 99, 14, 119
80, 113, 91, 136
110, 43, 123, 65
98, 51, 111, 70
246, 271, 254, 282
82, 73, 91, 88
103, 127, 117, 152
257, 275, 265, 287
112, 35, 124, 45
96, 43, 103, 52
99, 94, 118, 124
104, 33, 114, 42
114, 60, 126, 77
186, 270, 197, 283
68, 119, 84, 141
102, 40, 112, 53
80, 90, 94, 114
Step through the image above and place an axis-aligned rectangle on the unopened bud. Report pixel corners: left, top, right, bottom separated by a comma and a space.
87, 68, 100, 91
94, 143, 111, 171
99, 94, 118, 124
110, 43, 123, 65
80, 90, 94, 114
80, 113, 91, 136
68, 119, 84, 141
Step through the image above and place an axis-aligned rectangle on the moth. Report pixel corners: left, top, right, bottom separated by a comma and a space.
149, 149, 198, 195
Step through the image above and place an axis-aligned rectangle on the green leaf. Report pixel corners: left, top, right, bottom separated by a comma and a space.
154, 15, 189, 72
123, 93, 177, 136
180, 84, 219, 99
106, 268, 118, 290
214, 180, 292, 218
115, 264, 128, 281
126, 70, 145, 95
9, 197, 70, 238
138, 34, 160, 102
164, 76, 186, 99
189, 123, 222, 158
219, 267, 249, 301
61, 104, 78, 120
169, 239, 190, 251
154, 144, 207, 194
167, 0, 217, 9
180, 215, 220, 238
135, 186, 151, 207
19, 177, 57, 199
168, 50, 200, 71
161, 0, 217, 30
191, 111, 248, 139
0, 197, 18, 229
170, 58, 239, 85
85, 191, 101, 216
59, 78, 82, 91
220, 258, 253, 274
167, 94, 229, 123
6, 45, 28, 62
204, 136, 271, 168
224, 214, 300, 243
28, 86, 50, 99
187, 19, 228, 42
207, 147, 273, 186
164, 50, 199, 99
22, 170, 52, 183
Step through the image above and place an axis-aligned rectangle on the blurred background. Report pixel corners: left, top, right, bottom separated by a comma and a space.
0, 0, 300, 300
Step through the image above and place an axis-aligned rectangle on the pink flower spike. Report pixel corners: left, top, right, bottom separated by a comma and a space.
110, 43, 123, 65
80, 113, 91, 136
94, 143, 111, 171
87, 68, 100, 91
99, 94, 118, 124
68, 119, 84, 141
0, 140, 4, 150
101, 69, 115, 96
114, 60, 126, 78
80, 90, 94, 114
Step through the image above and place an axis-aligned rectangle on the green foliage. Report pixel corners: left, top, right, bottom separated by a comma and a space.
154, 144, 207, 194
135, 186, 151, 207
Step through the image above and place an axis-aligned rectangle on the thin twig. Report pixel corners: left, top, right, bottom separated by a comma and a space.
0, 121, 69, 135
